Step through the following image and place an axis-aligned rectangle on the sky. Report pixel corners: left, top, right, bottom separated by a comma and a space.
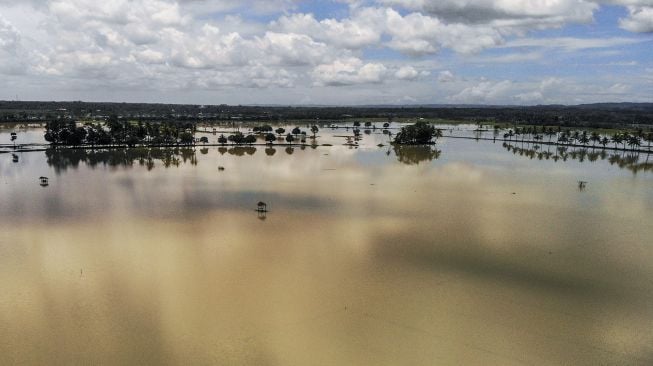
0, 0, 652, 105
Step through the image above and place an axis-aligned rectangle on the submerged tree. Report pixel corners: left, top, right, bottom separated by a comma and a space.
393, 122, 441, 145
265, 133, 276, 144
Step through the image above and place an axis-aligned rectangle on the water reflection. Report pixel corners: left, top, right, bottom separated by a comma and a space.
503, 142, 653, 174
215, 146, 258, 156
45, 147, 198, 172
1, 137, 653, 365
393, 145, 442, 165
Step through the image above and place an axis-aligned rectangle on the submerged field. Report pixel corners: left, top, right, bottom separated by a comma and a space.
1, 125, 652, 365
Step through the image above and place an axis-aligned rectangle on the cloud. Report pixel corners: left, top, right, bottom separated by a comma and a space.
619, 6, 653, 32
395, 66, 429, 80
0, 0, 650, 103
502, 36, 644, 51
378, 0, 598, 26
312, 57, 388, 86
449, 79, 514, 104
437, 70, 455, 82
272, 12, 382, 49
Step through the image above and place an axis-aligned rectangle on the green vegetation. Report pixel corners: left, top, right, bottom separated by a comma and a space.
394, 122, 443, 145
44, 118, 197, 146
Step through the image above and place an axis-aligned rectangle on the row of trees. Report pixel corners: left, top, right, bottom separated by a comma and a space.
43, 119, 323, 147
500, 127, 653, 152
216, 125, 320, 146
44, 119, 197, 146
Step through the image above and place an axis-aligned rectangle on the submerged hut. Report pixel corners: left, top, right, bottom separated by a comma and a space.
257, 201, 268, 212
39, 176, 49, 187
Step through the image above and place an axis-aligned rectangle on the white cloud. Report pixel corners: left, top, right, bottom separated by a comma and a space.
312, 57, 388, 86
619, 6, 653, 32
449, 79, 514, 104
0, 0, 650, 103
379, 0, 598, 26
437, 70, 455, 82
272, 12, 382, 49
395, 65, 429, 80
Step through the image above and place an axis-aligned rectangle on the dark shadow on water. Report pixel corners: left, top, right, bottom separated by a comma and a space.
393, 145, 441, 165
371, 232, 651, 304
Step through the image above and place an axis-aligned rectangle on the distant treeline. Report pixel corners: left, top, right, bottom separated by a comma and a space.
2, 101, 653, 129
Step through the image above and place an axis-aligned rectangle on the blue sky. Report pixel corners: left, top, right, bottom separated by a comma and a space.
0, 0, 651, 105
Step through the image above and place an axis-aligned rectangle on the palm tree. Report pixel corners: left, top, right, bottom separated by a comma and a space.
645, 132, 653, 151
627, 135, 641, 151
590, 132, 600, 147
434, 128, 443, 139
611, 134, 623, 150
578, 132, 590, 147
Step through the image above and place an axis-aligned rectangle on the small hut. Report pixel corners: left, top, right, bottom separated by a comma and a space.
257, 201, 268, 212
39, 176, 49, 187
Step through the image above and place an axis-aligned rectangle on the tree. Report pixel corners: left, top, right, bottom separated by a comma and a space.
292, 127, 301, 136
218, 134, 227, 145
199, 136, 209, 144
578, 132, 590, 147
383, 122, 390, 128
179, 132, 194, 145
245, 135, 257, 144
590, 132, 600, 147
627, 135, 641, 151
228, 132, 244, 145
611, 134, 623, 149
265, 133, 276, 144
310, 125, 319, 138
393, 122, 439, 145
275, 127, 285, 135
285, 133, 295, 145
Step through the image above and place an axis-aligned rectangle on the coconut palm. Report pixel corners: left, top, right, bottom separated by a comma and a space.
627, 135, 641, 151
611, 134, 623, 149
590, 132, 600, 147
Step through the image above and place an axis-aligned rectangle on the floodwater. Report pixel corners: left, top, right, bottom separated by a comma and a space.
1, 125, 653, 365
